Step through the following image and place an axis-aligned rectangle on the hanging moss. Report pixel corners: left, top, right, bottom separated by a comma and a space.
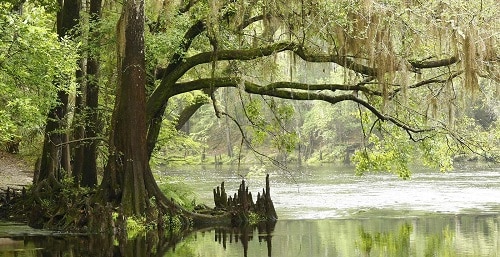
463, 29, 479, 95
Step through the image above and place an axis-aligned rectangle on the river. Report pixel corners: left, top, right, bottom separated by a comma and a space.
1, 164, 499, 256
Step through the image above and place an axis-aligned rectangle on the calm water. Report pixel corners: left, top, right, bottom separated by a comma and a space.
1, 164, 499, 256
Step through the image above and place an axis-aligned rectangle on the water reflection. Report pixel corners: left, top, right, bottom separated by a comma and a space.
167, 215, 499, 257
2, 165, 500, 256
1, 215, 499, 257
212, 221, 276, 257
0, 230, 185, 257
357, 222, 413, 257
0, 222, 276, 257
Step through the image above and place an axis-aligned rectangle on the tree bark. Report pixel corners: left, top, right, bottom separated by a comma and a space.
80, 0, 102, 188
72, 59, 85, 185
102, 0, 148, 216
37, 0, 79, 183
38, 89, 69, 183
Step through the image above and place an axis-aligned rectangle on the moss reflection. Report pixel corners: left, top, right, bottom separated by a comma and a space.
356, 223, 412, 257
424, 225, 454, 257
356, 222, 463, 257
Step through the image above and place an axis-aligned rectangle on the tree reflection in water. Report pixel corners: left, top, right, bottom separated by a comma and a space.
213, 221, 276, 257
2, 229, 187, 257
356, 222, 460, 257
357, 222, 413, 257
0, 221, 276, 257
3, 215, 498, 256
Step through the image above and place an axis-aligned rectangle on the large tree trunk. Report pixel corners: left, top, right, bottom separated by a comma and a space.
37, 90, 69, 183
80, 0, 102, 188
72, 55, 86, 185
102, 0, 148, 216
37, 0, 79, 183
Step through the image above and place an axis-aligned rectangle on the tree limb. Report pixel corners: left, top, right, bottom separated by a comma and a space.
155, 20, 206, 80
147, 41, 459, 122
170, 77, 434, 135
409, 56, 458, 69
236, 14, 270, 31
146, 42, 370, 120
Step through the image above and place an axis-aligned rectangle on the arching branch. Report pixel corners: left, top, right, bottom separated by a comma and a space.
155, 20, 206, 80
409, 56, 458, 69
169, 77, 434, 137
155, 14, 273, 80
147, 41, 460, 121
174, 88, 212, 130
236, 14, 270, 31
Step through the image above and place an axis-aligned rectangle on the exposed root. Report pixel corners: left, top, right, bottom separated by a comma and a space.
2, 170, 278, 239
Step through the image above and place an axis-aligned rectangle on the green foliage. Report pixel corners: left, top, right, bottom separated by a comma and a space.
419, 135, 454, 172
157, 176, 197, 211
145, 10, 191, 68
60, 176, 91, 198
352, 133, 413, 179
0, 2, 78, 145
0, 110, 16, 142
356, 223, 413, 256
302, 101, 361, 163
244, 98, 299, 154
125, 216, 148, 239
163, 214, 184, 233
151, 93, 209, 166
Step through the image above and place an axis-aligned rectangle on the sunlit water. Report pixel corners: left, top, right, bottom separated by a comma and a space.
1, 164, 499, 256
161, 164, 500, 257
165, 164, 500, 219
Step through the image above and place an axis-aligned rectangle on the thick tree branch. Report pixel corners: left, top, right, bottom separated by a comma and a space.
187, 42, 379, 75
147, 42, 371, 119
147, 41, 459, 122
236, 14, 270, 31
156, 20, 206, 80
170, 77, 433, 135
409, 56, 458, 69
174, 88, 211, 130
155, 14, 272, 80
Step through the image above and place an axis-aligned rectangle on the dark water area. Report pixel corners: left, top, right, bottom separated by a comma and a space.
1, 164, 499, 256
